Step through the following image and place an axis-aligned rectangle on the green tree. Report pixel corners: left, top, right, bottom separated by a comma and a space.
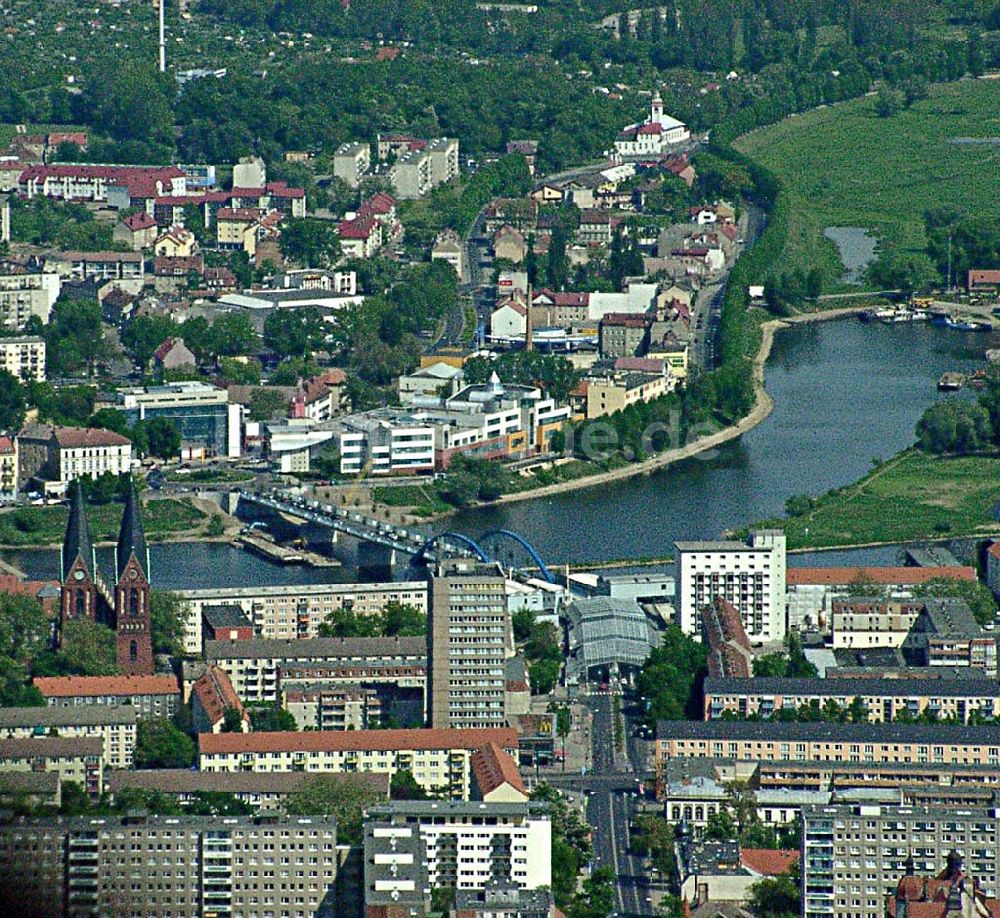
637, 625, 708, 722
380, 602, 427, 637
141, 418, 181, 459
122, 315, 178, 373
430, 888, 456, 914
83, 61, 174, 149
150, 591, 186, 656
0, 370, 26, 430
875, 85, 904, 118
317, 607, 381, 638
286, 774, 386, 844
279, 218, 342, 268
222, 707, 245, 732
248, 705, 298, 732
263, 307, 329, 359
209, 312, 259, 358
135, 719, 196, 769
390, 768, 430, 800
39, 619, 118, 676
44, 298, 107, 377
249, 388, 290, 422
219, 357, 261, 385
746, 872, 799, 918
88, 408, 131, 437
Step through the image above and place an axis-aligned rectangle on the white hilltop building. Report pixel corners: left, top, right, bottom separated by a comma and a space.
612, 92, 690, 160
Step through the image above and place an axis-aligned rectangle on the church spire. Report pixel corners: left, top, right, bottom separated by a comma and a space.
61, 479, 95, 582
116, 480, 148, 583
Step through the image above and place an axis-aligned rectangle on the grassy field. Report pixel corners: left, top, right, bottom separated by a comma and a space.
750, 449, 1000, 549
0, 498, 210, 547
734, 79, 1000, 285
372, 485, 451, 518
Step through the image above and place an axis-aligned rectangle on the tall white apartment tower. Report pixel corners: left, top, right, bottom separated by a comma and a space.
675, 529, 787, 644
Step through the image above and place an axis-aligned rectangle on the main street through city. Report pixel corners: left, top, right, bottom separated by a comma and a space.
540, 692, 657, 918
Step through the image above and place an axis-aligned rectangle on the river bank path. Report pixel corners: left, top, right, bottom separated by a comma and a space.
489, 306, 871, 506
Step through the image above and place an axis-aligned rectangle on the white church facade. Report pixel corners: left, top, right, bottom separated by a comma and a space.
612, 92, 690, 160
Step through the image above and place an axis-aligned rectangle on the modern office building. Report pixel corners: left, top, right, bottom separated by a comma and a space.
801, 803, 1000, 918
429, 559, 509, 731
675, 530, 787, 643
0, 811, 338, 918
116, 381, 241, 460
363, 801, 551, 916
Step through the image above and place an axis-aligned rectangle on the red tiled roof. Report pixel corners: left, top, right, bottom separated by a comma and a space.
739, 848, 799, 876
615, 357, 665, 374
154, 255, 204, 275
52, 427, 130, 449
338, 216, 377, 239
122, 213, 157, 231
786, 566, 978, 586
20, 164, 183, 183
218, 207, 265, 222
601, 313, 652, 328
471, 742, 527, 797
193, 665, 247, 727
265, 181, 305, 199
199, 727, 519, 755
637, 123, 663, 135
34, 675, 179, 698
0, 436, 14, 455
968, 270, 1000, 286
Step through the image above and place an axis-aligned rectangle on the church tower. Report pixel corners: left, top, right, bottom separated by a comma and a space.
651, 91, 664, 126
59, 480, 105, 639
114, 482, 153, 675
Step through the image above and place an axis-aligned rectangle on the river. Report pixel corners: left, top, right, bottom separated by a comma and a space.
448, 319, 991, 564
5, 320, 991, 586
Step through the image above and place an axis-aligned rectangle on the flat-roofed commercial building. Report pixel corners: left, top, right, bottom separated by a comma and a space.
198, 727, 519, 800
0, 812, 338, 918
363, 801, 550, 917
116, 381, 241, 460
204, 635, 426, 705
702, 676, 1000, 724
179, 581, 428, 654
0, 705, 137, 769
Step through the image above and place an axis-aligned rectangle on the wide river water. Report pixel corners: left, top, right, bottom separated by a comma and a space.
4, 319, 992, 586
448, 319, 991, 564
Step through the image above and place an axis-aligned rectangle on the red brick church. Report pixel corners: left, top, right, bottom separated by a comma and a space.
58, 480, 154, 675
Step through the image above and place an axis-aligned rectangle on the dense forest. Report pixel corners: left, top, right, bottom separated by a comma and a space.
1, 1, 999, 173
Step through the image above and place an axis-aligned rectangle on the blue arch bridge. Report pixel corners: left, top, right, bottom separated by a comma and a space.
234, 491, 555, 582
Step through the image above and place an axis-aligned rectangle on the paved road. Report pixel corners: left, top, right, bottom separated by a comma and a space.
583, 693, 654, 918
